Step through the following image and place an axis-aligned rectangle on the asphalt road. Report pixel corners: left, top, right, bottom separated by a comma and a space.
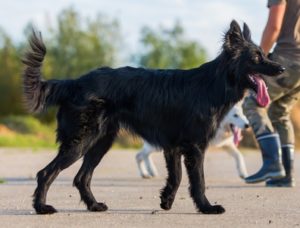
0, 148, 299, 228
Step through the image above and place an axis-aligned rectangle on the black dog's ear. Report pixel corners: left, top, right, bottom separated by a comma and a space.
243, 23, 251, 41
224, 20, 244, 51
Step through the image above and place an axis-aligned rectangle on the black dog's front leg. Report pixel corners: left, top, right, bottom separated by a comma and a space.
160, 148, 182, 210
183, 144, 225, 214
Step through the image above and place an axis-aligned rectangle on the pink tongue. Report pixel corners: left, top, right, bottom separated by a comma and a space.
233, 126, 242, 146
253, 75, 270, 107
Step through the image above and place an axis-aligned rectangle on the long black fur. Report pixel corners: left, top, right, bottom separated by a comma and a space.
22, 20, 284, 214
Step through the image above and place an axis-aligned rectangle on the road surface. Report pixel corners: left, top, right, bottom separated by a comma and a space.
0, 148, 299, 227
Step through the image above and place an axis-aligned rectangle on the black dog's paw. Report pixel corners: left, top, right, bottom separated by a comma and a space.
34, 204, 57, 214
160, 198, 173, 210
88, 202, 108, 212
200, 205, 225, 214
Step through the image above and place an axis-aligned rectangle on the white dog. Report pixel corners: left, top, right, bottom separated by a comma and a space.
136, 102, 249, 179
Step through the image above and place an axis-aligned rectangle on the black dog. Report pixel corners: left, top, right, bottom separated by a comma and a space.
22, 20, 284, 215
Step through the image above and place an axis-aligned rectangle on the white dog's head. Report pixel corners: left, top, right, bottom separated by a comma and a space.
224, 102, 249, 129
221, 102, 249, 145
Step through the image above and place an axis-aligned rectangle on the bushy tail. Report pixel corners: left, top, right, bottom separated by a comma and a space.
22, 29, 47, 113
22, 30, 70, 113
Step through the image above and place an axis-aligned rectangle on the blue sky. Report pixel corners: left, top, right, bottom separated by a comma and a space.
0, 0, 269, 62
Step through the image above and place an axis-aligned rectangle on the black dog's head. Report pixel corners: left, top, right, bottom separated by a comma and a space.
222, 20, 285, 107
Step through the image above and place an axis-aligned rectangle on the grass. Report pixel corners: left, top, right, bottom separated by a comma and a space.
0, 114, 299, 150
0, 115, 142, 149
0, 115, 57, 148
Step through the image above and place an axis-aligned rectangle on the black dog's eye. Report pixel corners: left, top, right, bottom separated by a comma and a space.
254, 54, 261, 62
234, 114, 238, 118
253, 52, 263, 62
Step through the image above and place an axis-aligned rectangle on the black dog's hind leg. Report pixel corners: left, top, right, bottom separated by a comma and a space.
73, 132, 116, 212
33, 144, 85, 214
160, 148, 182, 210
183, 144, 225, 214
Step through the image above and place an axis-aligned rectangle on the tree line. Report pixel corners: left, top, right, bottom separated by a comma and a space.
0, 7, 207, 119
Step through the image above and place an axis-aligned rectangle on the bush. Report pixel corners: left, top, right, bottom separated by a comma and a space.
0, 115, 57, 148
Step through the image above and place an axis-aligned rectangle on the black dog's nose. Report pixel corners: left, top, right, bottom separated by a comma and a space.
245, 124, 250, 129
278, 66, 285, 74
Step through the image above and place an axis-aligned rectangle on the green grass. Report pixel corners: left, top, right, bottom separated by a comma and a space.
0, 179, 5, 184
0, 115, 57, 148
0, 115, 141, 149
0, 134, 57, 148
0, 115, 55, 135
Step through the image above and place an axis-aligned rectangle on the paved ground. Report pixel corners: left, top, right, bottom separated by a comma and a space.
0, 147, 299, 228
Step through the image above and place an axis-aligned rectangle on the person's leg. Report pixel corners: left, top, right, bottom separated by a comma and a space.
264, 52, 300, 187
266, 87, 300, 187
266, 145, 295, 187
242, 95, 285, 183
243, 52, 300, 184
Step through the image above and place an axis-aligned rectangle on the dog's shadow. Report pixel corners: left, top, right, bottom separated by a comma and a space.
0, 209, 36, 216
0, 208, 198, 216
107, 209, 198, 215
2, 177, 266, 189
59, 208, 198, 215
2, 177, 167, 188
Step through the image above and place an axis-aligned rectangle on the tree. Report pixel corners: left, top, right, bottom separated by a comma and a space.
135, 22, 207, 69
0, 7, 122, 118
0, 29, 23, 115
44, 7, 121, 80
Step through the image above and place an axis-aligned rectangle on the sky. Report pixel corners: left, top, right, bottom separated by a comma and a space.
0, 0, 269, 62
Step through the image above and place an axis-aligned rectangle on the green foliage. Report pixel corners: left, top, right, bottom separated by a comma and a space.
0, 115, 55, 135
0, 7, 121, 119
0, 116, 56, 148
136, 22, 207, 69
44, 7, 121, 79
0, 29, 24, 115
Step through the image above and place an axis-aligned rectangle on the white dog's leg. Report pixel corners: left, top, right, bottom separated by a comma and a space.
222, 144, 248, 179
142, 142, 159, 177
136, 144, 152, 178
136, 142, 159, 178
144, 152, 159, 177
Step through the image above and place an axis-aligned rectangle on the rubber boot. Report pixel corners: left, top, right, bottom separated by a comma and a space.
245, 133, 285, 183
266, 145, 295, 187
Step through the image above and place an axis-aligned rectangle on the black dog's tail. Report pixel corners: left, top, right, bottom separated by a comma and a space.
22, 30, 70, 113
